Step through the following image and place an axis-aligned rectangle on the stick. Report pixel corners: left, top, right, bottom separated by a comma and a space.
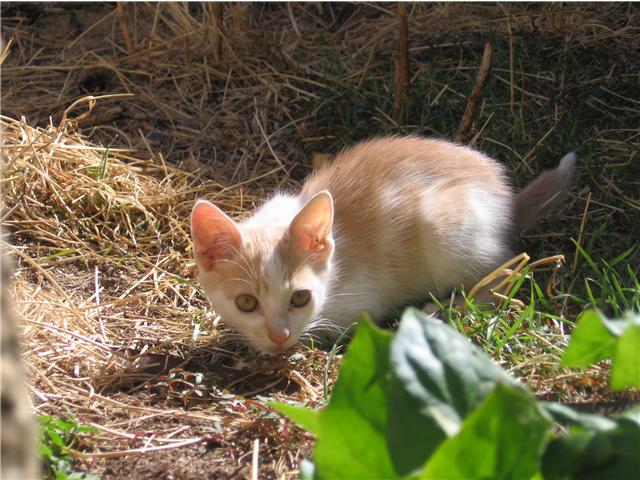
251, 438, 260, 480
94, 266, 108, 344
116, 3, 133, 54
572, 191, 591, 273
68, 437, 203, 459
208, 3, 224, 61
455, 41, 492, 143
505, 10, 515, 112
394, 3, 409, 112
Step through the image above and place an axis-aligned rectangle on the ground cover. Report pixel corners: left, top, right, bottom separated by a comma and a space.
1, 3, 638, 478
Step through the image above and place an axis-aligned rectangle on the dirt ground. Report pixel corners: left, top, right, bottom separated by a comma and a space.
2, 3, 639, 479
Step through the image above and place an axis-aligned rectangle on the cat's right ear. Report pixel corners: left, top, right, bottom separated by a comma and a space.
191, 200, 242, 271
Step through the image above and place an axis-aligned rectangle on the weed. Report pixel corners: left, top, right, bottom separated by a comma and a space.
570, 241, 640, 316
275, 308, 640, 479
85, 148, 109, 181
37, 414, 99, 480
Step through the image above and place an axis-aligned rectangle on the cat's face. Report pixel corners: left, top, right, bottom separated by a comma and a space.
191, 192, 334, 354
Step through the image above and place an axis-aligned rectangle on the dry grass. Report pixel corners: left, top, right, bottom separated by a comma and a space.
1, 113, 334, 478
1, 3, 639, 478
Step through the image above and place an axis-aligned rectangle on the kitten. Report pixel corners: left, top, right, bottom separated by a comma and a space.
191, 137, 575, 355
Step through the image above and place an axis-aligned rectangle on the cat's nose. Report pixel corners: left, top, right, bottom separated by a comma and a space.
268, 327, 290, 345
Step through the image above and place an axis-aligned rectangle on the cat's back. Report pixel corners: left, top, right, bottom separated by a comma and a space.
302, 136, 510, 202
301, 136, 514, 313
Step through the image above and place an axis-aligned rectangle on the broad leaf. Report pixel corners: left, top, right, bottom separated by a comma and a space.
541, 402, 616, 431
421, 385, 551, 480
386, 308, 523, 475
541, 405, 640, 479
270, 403, 321, 435
561, 310, 616, 367
273, 308, 639, 479
562, 310, 640, 390
314, 318, 396, 479
611, 320, 640, 389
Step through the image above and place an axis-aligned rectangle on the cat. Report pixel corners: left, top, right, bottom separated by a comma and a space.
191, 136, 575, 355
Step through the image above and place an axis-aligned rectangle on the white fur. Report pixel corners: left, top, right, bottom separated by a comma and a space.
320, 184, 512, 330
241, 193, 302, 229
192, 137, 571, 354
194, 193, 334, 354
198, 258, 331, 355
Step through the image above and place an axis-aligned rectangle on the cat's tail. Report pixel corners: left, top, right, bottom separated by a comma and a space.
513, 152, 577, 235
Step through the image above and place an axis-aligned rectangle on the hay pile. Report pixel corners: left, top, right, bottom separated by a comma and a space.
2, 3, 638, 478
2, 112, 334, 478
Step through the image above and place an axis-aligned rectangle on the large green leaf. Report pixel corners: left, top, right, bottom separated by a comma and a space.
560, 310, 617, 367
421, 384, 551, 479
386, 308, 523, 475
273, 308, 640, 479
541, 405, 640, 479
611, 320, 640, 389
270, 403, 321, 435
314, 318, 396, 479
541, 402, 616, 431
562, 310, 640, 390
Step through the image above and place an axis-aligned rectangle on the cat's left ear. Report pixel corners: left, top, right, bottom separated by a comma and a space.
289, 190, 334, 262
191, 199, 243, 272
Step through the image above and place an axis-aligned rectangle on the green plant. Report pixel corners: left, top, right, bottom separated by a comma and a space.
561, 309, 640, 390
571, 242, 640, 316
85, 144, 111, 181
37, 415, 100, 480
541, 403, 640, 479
273, 308, 639, 479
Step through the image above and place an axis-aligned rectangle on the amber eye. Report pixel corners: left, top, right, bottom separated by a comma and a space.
235, 294, 258, 313
290, 289, 311, 308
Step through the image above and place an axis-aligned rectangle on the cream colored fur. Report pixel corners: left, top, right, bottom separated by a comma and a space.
191, 136, 575, 354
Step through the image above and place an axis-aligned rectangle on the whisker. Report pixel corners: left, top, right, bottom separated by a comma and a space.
221, 332, 245, 339
304, 316, 346, 336
324, 291, 367, 300
221, 277, 252, 287
239, 255, 259, 284
217, 257, 255, 280
222, 333, 252, 347
298, 332, 321, 344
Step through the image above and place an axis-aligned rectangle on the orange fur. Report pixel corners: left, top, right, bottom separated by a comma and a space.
191, 136, 574, 354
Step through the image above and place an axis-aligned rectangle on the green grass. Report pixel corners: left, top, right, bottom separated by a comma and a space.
85, 144, 111, 181
37, 414, 99, 480
422, 246, 638, 391
570, 242, 640, 316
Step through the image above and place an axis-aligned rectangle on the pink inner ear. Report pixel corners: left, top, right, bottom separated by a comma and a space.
290, 191, 334, 258
191, 201, 241, 271
293, 223, 329, 253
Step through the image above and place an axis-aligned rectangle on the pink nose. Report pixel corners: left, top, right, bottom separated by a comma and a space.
268, 327, 290, 345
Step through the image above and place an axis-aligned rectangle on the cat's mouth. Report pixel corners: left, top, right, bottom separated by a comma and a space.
259, 339, 299, 356
261, 345, 290, 356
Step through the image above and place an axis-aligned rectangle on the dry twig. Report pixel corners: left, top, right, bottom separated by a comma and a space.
455, 41, 493, 143
116, 3, 134, 54
394, 3, 410, 112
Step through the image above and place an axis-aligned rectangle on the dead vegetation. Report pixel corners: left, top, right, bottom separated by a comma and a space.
1, 113, 334, 478
1, 3, 638, 479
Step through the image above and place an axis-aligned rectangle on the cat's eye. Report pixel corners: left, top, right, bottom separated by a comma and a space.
236, 294, 258, 313
290, 289, 311, 308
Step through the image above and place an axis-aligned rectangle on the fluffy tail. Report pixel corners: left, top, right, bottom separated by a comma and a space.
513, 152, 577, 235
